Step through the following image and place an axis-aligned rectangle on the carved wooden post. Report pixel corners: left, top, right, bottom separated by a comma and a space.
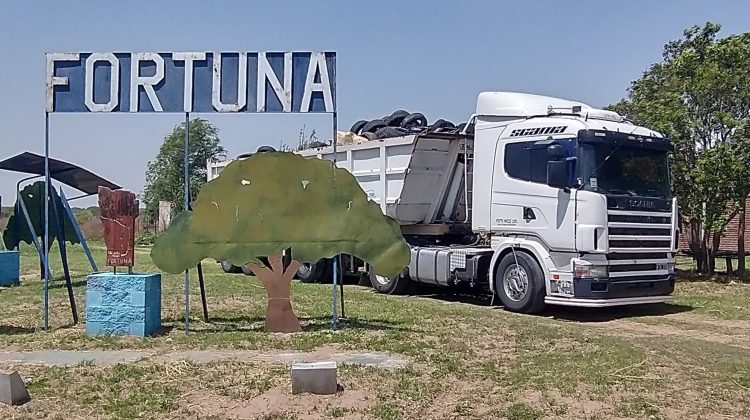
98, 187, 139, 269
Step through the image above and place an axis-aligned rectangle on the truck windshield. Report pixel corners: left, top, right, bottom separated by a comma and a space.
579, 143, 671, 198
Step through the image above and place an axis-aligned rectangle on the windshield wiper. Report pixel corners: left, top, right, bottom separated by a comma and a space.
603, 188, 637, 196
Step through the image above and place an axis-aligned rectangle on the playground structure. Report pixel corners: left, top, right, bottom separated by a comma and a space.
0, 151, 119, 324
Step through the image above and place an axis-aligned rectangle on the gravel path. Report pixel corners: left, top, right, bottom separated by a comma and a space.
0, 349, 407, 368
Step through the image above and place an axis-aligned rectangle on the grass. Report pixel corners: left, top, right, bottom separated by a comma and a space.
0, 243, 748, 418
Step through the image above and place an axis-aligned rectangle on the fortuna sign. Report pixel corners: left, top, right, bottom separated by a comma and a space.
45, 52, 336, 113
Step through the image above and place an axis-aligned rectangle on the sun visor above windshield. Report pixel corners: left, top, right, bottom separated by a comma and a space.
577, 129, 673, 151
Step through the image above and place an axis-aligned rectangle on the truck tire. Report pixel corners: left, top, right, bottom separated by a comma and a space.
400, 113, 428, 129
220, 260, 241, 273
241, 263, 254, 276
494, 251, 546, 313
369, 269, 411, 294
429, 119, 455, 131
297, 260, 326, 283
386, 110, 409, 127
362, 119, 387, 133
350, 120, 368, 135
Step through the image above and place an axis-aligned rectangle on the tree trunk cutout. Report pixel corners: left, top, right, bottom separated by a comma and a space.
247, 253, 302, 333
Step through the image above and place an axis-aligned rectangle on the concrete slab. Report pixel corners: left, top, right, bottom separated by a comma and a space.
291, 361, 337, 395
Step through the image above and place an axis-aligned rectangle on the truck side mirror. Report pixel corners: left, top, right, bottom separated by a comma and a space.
547, 161, 568, 189
546, 144, 575, 189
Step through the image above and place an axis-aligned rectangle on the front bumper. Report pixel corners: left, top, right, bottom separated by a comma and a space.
544, 295, 673, 307
571, 275, 675, 299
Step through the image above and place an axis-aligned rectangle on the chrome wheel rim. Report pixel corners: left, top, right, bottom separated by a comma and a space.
503, 264, 529, 302
374, 274, 391, 286
297, 263, 312, 277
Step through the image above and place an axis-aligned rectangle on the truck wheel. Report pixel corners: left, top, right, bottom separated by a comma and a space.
220, 260, 241, 273
297, 260, 325, 283
494, 251, 545, 313
241, 263, 254, 276
369, 269, 411, 294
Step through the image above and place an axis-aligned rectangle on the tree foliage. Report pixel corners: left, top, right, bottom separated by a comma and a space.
608, 23, 750, 273
150, 152, 410, 278
141, 118, 226, 222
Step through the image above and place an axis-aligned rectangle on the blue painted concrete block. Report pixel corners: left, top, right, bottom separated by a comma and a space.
85, 273, 161, 337
0, 251, 20, 287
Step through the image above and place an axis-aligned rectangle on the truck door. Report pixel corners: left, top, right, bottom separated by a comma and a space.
491, 138, 577, 251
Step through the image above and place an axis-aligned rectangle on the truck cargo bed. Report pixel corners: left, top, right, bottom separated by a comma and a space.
297, 133, 472, 226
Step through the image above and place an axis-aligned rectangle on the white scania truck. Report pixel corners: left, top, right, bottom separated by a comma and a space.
208, 92, 678, 313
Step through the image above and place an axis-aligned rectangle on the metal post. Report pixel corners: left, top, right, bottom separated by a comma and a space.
43, 111, 50, 331
183, 112, 190, 334
331, 111, 338, 331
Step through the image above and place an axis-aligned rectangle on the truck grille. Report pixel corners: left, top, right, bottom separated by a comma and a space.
607, 210, 673, 281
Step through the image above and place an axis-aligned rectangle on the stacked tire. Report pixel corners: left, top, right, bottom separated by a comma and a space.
349, 110, 474, 140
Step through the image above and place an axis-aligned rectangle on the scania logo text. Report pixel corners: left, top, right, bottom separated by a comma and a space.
628, 199, 655, 209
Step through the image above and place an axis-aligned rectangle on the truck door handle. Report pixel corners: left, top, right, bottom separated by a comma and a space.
523, 207, 536, 220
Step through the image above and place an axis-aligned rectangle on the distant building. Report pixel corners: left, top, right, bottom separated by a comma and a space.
678, 198, 750, 256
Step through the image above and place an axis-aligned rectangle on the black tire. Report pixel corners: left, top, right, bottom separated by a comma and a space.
429, 119, 455, 131
375, 126, 408, 139
361, 131, 378, 140
297, 260, 326, 283
369, 269, 411, 294
241, 264, 254, 276
400, 113, 428, 129
362, 119, 387, 133
256, 146, 276, 153
456, 122, 467, 133
386, 110, 409, 127
220, 260, 241, 274
494, 252, 546, 313
350, 120, 368, 135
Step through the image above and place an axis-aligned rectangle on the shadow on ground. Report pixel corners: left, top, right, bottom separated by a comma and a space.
48, 279, 88, 290
0, 325, 36, 335
163, 314, 414, 334
542, 303, 693, 322
387, 284, 695, 322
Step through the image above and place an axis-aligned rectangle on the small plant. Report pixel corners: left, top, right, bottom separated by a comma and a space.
136, 230, 158, 246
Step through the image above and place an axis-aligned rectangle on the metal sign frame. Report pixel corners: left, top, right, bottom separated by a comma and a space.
44, 51, 339, 333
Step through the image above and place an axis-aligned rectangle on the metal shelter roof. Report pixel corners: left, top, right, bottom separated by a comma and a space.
0, 151, 120, 195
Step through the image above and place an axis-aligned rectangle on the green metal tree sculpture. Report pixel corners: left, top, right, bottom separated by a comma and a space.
151, 152, 410, 332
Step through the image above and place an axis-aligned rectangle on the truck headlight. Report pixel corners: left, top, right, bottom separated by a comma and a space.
574, 263, 608, 279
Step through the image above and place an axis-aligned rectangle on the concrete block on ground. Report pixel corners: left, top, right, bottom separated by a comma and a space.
291, 361, 338, 395
0, 371, 29, 406
85, 273, 161, 337
0, 251, 20, 287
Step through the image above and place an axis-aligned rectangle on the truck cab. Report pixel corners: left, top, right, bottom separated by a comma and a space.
472, 92, 676, 311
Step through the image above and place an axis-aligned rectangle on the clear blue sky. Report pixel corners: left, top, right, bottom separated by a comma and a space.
1, 0, 748, 207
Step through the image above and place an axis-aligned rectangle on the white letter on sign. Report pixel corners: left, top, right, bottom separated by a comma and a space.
130, 53, 164, 112
46, 53, 80, 112
172, 52, 206, 112
212, 52, 248, 112
84, 53, 120, 112
257, 52, 292, 112
300, 52, 334, 112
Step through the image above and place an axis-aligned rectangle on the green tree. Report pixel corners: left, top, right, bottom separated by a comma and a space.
150, 152, 410, 332
608, 23, 750, 274
141, 118, 227, 222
